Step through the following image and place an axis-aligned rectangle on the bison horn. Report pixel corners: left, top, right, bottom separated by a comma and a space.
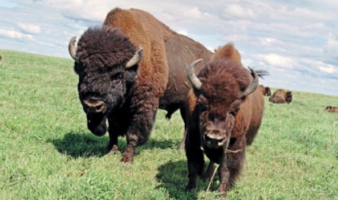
126, 46, 144, 68
68, 36, 79, 63
187, 59, 203, 90
241, 67, 259, 97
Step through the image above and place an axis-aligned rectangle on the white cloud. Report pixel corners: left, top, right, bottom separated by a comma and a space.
17, 23, 41, 34
186, 7, 212, 19
324, 32, 338, 54
262, 54, 293, 68
223, 4, 255, 20
222, 34, 250, 42
319, 65, 337, 74
178, 30, 188, 36
0, 28, 34, 41
260, 37, 282, 46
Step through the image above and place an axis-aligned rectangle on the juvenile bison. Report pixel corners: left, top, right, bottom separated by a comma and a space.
68, 8, 212, 163
325, 106, 338, 113
184, 43, 265, 197
269, 89, 292, 103
259, 85, 271, 96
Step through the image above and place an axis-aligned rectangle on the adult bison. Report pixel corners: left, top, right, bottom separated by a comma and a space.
184, 43, 265, 197
259, 85, 271, 96
269, 89, 292, 104
325, 106, 338, 113
68, 8, 212, 163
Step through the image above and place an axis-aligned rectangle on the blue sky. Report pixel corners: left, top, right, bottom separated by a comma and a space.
0, 0, 337, 96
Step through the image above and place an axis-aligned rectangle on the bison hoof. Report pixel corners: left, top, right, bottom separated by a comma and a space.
216, 192, 227, 198
106, 144, 119, 154
217, 183, 227, 198
110, 145, 119, 154
120, 155, 134, 163
185, 182, 196, 191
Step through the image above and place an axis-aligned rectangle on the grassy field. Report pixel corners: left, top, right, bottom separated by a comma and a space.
0, 49, 337, 200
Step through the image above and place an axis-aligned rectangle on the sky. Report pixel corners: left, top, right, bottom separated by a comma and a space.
0, 0, 337, 96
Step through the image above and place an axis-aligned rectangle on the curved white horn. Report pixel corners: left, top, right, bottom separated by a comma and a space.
126, 46, 143, 68
68, 36, 79, 63
187, 59, 203, 90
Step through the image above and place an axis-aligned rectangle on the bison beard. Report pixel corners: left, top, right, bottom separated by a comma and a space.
184, 43, 265, 197
87, 113, 107, 136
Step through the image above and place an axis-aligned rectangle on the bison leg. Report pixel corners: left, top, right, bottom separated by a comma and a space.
201, 161, 215, 181
217, 158, 230, 198
107, 120, 120, 154
120, 100, 158, 163
177, 107, 187, 150
185, 128, 204, 191
227, 139, 246, 188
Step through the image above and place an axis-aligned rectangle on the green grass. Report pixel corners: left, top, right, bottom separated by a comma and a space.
0, 49, 337, 200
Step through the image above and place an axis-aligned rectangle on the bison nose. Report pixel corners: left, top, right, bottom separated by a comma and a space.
83, 100, 106, 113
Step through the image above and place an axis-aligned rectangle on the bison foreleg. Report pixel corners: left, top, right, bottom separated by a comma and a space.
185, 128, 204, 191
177, 107, 187, 150
120, 101, 158, 163
201, 161, 215, 181
185, 149, 204, 191
107, 119, 124, 154
218, 152, 231, 197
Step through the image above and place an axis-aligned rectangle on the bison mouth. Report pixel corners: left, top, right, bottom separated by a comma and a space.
204, 134, 227, 149
87, 113, 107, 136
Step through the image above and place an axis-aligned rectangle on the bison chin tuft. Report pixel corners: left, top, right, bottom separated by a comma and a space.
87, 113, 107, 136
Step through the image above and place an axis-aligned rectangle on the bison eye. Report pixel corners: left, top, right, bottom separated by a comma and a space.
229, 110, 238, 116
199, 104, 208, 112
110, 72, 123, 81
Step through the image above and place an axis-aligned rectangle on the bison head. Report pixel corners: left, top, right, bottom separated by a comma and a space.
265, 87, 271, 96
286, 91, 292, 103
188, 59, 258, 149
325, 106, 332, 111
68, 27, 143, 136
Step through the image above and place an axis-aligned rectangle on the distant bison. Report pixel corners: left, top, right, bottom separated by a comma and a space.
325, 106, 338, 113
258, 85, 271, 96
269, 89, 292, 103
0, 55, 2, 61
68, 8, 212, 163
184, 43, 266, 197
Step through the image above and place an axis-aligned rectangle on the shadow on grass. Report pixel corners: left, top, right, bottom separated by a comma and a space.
47, 132, 109, 158
156, 160, 218, 200
48, 132, 179, 159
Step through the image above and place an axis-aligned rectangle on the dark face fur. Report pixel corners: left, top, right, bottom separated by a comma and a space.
286, 91, 292, 103
197, 93, 240, 149
325, 106, 332, 111
190, 59, 255, 149
70, 27, 142, 136
265, 87, 271, 96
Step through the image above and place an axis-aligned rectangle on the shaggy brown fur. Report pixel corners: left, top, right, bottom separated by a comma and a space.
259, 85, 271, 96
269, 89, 292, 104
325, 106, 338, 113
71, 8, 212, 163
185, 43, 265, 197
